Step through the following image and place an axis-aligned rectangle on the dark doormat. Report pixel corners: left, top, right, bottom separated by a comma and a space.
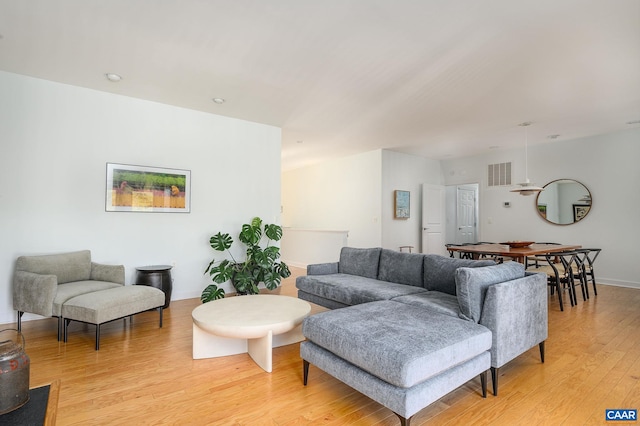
0, 385, 50, 426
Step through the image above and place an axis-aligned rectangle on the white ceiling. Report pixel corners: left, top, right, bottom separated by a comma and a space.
1, 0, 638, 171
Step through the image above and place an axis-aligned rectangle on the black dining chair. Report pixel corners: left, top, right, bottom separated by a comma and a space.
445, 244, 464, 258
541, 252, 572, 310
525, 242, 562, 269
536, 250, 587, 311
580, 248, 602, 296
565, 250, 590, 302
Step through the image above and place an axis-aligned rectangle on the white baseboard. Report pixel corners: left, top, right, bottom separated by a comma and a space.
597, 279, 640, 290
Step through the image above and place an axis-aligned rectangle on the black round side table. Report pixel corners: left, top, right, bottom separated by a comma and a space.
135, 265, 173, 309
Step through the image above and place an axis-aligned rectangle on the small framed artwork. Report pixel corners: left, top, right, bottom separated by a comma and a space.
572, 204, 590, 222
394, 190, 410, 219
106, 163, 191, 213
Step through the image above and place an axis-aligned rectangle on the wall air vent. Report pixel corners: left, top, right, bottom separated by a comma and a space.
487, 162, 512, 187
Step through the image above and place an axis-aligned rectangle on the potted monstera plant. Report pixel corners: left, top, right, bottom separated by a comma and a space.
201, 217, 291, 302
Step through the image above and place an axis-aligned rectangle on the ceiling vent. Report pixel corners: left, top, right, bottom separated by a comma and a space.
488, 162, 512, 187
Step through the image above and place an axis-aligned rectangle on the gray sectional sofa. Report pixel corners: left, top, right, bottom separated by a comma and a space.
297, 247, 548, 425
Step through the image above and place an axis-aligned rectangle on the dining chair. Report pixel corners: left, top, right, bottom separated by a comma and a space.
445, 244, 464, 258
542, 252, 571, 310
580, 248, 601, 296
565, 250, 590, 302
532, 250, 584, 311
525, 242, 561, 269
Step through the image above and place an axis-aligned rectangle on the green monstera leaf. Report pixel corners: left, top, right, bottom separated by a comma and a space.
209, 259, 234, 284
239, 222, 261, 246
264, 224, 283, 241
210, 232, 233, 251
201, 284, 225, 303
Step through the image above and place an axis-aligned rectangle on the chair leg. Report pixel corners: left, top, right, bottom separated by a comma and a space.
566, 277, 577, 307
303, 360, 309, 385
159, 307, 163, 328
480, 370, 488, 398
491, 367, 499, 396
539, 341, 545, 363
553, 276, 564, 311
395, 412, 412, 426
63, 318, 71, 342
95, 324, 101, 351
17, 311, 24, 332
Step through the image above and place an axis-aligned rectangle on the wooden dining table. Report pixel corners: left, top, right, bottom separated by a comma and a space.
447, 243, 582, 264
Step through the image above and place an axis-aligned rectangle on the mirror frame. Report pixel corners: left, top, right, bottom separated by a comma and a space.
535, 179, 592, 226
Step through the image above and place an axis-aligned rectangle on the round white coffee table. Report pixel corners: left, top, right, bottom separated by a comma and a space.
192, 295, 311, 372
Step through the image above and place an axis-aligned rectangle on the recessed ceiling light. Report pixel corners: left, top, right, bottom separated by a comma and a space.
212, 98, 225, 104
547, 134, 561, 139
105, 73, 122, 82
626, 120, 640, 125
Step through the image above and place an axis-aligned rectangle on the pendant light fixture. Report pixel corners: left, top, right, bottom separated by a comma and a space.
510, 122, 544, 196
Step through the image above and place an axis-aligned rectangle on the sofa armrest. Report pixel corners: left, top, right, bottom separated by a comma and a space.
479, 272, 548, 368
13, 270, 58, 317
307, 262, 339, 275
90, 262, 125, 285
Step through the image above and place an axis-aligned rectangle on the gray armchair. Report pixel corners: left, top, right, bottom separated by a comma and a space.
13, 250, 124, 338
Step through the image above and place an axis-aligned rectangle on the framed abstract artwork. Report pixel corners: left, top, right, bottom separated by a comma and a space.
106, 163, 191, 213
394, 190, 410, 219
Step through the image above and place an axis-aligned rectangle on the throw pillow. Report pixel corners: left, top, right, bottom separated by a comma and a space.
456, 262, 525, 322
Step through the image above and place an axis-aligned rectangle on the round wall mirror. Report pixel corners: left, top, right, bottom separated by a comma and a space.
536, 179, 592, 225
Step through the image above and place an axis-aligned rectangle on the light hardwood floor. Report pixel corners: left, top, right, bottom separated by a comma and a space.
7, 267, 640, 425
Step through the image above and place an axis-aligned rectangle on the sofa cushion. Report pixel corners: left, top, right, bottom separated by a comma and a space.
456, 262, 525, 323
52, 280, 122, 316
296, 274, 426, 306
391, 291, 460, 318
302, 300, 492, 388
16, 250, 92, 284
423, 255, 495, 295
377, 249, 424, 287
338, 247, 381, 279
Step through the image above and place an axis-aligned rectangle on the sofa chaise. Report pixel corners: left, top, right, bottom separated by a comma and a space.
13, 250, 165, 349
297, 247, 548, 425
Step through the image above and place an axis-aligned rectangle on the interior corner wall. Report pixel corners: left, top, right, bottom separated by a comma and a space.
381, 150, 444, 252
0, 71, 282, 325
281, 150, 382, 248
440, 128, 640, 288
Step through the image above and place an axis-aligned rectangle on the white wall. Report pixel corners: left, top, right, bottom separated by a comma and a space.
281, 150, 382, 248
381, 150, 444, 251
0, 71, 282, 324
281, 149, 444, 259
441, 128, 640, 288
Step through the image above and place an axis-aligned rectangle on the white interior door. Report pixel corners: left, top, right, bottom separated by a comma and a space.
456, 186, 477, 244
421, 184, 447, 256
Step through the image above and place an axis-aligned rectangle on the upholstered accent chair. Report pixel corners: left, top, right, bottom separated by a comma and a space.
13, 250, 124, 338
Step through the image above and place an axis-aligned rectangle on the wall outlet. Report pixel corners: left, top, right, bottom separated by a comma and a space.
503, 201, 511, 208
